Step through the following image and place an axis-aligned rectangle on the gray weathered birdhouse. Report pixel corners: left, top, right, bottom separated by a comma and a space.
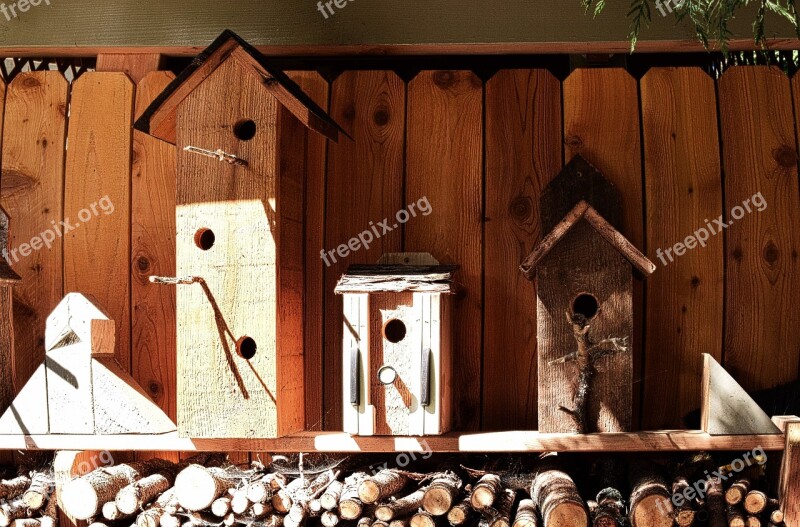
0, 206, 21, 415
135, 30, 345, 438
335, 254, 456, 436
520, 195, 655, 434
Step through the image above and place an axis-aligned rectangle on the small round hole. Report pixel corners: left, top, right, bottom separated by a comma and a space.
377, 366, 398, 385
194, 228, 215, 251
572, 293, 599, 320
383, 319, 407, 344
233, 119, 257, 141
236, 336, 257, 359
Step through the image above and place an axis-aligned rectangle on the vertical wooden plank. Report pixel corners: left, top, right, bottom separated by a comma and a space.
64, 72, 134, 372
287, 71, 329, 432
780, 421, 800, 526
0, 78, 11, 468
720, 66, 800, 390
563, 68, 643, 428
96, 54, 163, 84
482, 69, 561, 430
640, 68, 723, 428
0, 71, 67, 392
406, 70, 483, 431
132, 70, 178, 461
323, 71, 405, 430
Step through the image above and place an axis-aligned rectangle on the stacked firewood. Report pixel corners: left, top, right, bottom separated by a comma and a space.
55, 455, 786, 527
0, 471, 57, 527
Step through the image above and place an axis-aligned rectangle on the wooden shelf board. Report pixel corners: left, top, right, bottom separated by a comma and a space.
0, 430, 785, 452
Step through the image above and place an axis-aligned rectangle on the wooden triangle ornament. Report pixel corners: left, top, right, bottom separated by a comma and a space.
701, 353, 781, 435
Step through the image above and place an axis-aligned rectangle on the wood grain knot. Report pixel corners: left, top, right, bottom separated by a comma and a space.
433, 71, 456, 88
774, 145, 797, 167
20, 75, 41, 89
343, 104, 356, 122
732, 247, 743, 262
690, 276, 700, 288
147, 381, 162, 398
0, 170, 36, 195
136, 256, 150, 273
509, 196, 533, 222
58, 103, 68, 117
762, 241, 779, 264
565, 136, 583, 149
373, 107, 390, 126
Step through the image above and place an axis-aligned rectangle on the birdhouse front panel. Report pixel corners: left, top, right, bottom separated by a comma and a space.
175, 57, 306, 438
536, 220, 633, 433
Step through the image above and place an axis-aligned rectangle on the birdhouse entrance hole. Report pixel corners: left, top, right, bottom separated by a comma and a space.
233, 119, 257, 141
236, 336, 258, 359
194, 228, 216, 250
572, 293, 599, 319
383, 318, 407, 343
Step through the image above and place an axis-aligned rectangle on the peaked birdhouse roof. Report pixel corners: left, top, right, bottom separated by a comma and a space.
520, 200, 656, 280
134, 29, 347, 144
0, 205, 20, 283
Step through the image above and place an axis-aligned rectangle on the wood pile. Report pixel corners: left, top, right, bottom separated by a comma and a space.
50, 454, 787, 527
0, 472, 57, 527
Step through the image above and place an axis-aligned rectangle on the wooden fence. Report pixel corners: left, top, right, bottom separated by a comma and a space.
1, 65, 798, 451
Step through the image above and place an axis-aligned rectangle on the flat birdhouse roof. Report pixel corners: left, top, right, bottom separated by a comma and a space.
520, 200, 656, 280
335, 264, 459, 294
134, 29, 347, 144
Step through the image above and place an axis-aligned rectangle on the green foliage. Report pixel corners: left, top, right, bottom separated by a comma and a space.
582, 0, 800, 52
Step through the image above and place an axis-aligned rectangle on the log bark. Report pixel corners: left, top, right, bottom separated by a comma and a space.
512, 499, 537, 527
373, 521, 390, 527
160, 512, 180, 527
423, 473, 462, 516
410, 511, 435, 527
0, 477, 31, 501
39, 496, 57, 527
0, 499, 29, 527
175, 465, 242, 512
251, 502, 272, 519
247, 480, 272, 505
592, 488, 624, 527
231, 489, 251, 514
321, 481, 344, 511
726, 478, 751, 506
272, 489, 293, 513
390, 518, 410, 527
745, 516, 761, 527
357, 518, 373, 527
137, 508, 165, 527
340, 473, 369, 520
376, 489, 426, 521
102, 501, 132, 521
447, 488, 475, 527
117, 471, 175, 515
628, 463, 672, 527
321, 511, 340, 527
706, 477, 726, 527
471, 475, 502, 511
743, 491, 767, 515
13, 519, 41, 527
727, 506, 745, 527
531, 468, 588, 527
765, 499, 784, 524
288, 502, 308, 523
212, 498, 232, 518
483, 489, 515, 527
359, 471, 410, 504
22, 474, 53, 511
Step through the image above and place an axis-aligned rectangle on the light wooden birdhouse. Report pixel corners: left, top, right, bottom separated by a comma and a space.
520, 157, 655, 434
134, 30, 345, 438
334, 254, 456, 436
0, 206, 21, 415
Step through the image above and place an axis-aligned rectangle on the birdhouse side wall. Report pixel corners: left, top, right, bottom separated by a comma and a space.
536, 220, 633, 433
175, 57, 304, 438
0, 286, 14, 414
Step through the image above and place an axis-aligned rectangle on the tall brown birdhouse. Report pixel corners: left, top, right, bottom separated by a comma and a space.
335, 254, 456, 436
135, 30, 345, 438
520, 157, 655, 434
0, 206, 21, 415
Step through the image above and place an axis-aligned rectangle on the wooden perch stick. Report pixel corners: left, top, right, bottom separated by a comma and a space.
423, 472, 462, 516
360, 471, 410, 505
376, 488, 426, 521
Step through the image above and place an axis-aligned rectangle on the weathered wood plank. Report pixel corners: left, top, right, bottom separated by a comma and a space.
0, 71, 68, 392
63, 72, 134, 372
406, 70, 483, 431
640, 67, 723, 428
132, 70, 178, 461
323, 71, 405, 430
286, 70, 329, 432
779, 420, 800, 525
720, 66, 800, 390
563, 68, 643, 428
482, 69, 561, 430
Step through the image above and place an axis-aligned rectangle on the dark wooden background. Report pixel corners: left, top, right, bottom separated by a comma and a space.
1, 65, 799, 460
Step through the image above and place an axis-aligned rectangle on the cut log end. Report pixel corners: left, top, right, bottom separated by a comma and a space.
60, 478, 101, 521
340, 500, 363, 520
358, 481, 381, 504
630, 495, 672, 527
175, 466, 232, 512
674, 509, 695, 527
422, 487, 454, 516
743, 491, 767, 515
543, 502, 587, 527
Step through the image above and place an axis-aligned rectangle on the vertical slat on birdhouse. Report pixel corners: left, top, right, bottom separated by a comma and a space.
420, 292, 452, 436
176, 57, 305, 438
536, 221, 633, 433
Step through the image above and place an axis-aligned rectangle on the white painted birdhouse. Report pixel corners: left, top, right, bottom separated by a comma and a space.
335, 253, 456, 436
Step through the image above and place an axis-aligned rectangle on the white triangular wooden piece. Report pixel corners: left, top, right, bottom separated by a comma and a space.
701, 353, 781, 435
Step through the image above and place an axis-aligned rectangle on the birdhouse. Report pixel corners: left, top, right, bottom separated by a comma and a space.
0, 206, 21, 415
134, 30, 345, 438
334, 254, 457, 436
520, 158, 655, 434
